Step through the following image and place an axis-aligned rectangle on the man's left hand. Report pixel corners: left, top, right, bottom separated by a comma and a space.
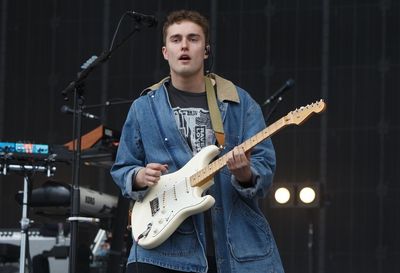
226, 146, 253, 185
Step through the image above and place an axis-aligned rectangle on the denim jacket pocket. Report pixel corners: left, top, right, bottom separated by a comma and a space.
155, 217, 198, 257
227, 198, 273, 261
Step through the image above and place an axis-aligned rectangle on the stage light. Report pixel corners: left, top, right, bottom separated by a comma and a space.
269, 183, 321, 208
270, 183, 295, 208
299, 187, 316, 204
297, 184, 320, 208
274, 187, 291, 204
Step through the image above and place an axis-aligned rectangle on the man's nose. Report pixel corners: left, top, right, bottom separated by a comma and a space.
181, 38, 188, 50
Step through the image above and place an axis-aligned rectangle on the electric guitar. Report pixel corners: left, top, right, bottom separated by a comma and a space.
131, 100, 326, 249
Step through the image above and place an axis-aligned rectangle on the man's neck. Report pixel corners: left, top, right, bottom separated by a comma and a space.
170, 73, 205, 93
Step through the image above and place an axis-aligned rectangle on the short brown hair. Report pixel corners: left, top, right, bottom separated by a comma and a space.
162, 10, 209, 45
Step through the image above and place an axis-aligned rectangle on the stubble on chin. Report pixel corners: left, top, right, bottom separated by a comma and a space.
173, 64, 203, 78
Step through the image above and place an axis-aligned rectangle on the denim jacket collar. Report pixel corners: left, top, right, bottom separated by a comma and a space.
140, 73, 240, 103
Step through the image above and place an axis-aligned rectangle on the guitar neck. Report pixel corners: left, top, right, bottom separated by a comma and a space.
189, 99, 327, 188
190, 116, 287, 187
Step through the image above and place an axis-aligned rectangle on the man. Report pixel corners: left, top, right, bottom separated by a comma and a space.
111, 10, 284, 273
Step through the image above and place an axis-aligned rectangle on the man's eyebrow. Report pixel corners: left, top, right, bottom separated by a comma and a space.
187, 33, 201, 38
169, 34, 182, 40
169, 33, 201, 40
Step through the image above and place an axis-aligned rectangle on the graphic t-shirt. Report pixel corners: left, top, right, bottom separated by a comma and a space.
167, 83, 214, 154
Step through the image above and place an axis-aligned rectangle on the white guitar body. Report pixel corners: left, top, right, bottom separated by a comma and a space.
131, 145, 220, 249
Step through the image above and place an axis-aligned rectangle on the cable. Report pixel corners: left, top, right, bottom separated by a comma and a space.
134, 238, 140, 273
109, 12, 130, 51
133, 223, 152, 273
205, 47, 214, 74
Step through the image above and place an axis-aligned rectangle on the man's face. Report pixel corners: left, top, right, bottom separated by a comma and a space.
162, 21, 208, 79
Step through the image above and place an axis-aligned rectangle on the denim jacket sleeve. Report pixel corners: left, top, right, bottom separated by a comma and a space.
110, 102, 149, 201
228, 91, 276, 200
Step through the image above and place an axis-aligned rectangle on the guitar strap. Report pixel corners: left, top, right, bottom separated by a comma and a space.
205, 76, 225, 148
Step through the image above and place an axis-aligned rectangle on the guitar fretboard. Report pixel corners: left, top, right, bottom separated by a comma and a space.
189, 100, 326, 188
190, 116, 287, 187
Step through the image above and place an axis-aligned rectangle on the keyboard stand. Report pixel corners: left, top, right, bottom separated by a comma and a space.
1, 158, 56, 273
19, 174, 32, 273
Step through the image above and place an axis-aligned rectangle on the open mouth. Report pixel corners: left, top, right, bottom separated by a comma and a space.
178, 55, 191, 61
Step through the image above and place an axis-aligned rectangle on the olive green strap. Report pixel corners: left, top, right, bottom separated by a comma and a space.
205, 76, 225, 148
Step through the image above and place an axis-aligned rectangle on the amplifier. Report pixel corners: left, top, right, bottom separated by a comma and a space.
0, 229, 69, 273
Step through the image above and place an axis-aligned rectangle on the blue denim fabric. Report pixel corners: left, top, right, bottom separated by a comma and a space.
111, 76, 284, 273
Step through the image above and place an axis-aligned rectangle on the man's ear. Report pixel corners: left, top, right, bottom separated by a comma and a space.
204, 45, 211, 59
162, 46, 168, 60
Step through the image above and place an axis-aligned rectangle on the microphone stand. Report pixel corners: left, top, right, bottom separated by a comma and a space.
69, 86, 83, 273
60, 20, 147, 273
82, 98, 135, 110
262, 79, 295, 123
81, 98, 133, 273
264, 96, 283, 124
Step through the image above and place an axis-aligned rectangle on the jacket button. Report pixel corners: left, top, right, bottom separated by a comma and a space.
164, 138, 168, 141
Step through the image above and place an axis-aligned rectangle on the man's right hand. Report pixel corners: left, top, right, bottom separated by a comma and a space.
134, 163, 169, 189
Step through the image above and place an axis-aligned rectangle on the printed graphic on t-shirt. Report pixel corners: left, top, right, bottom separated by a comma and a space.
172, 107, 213, 154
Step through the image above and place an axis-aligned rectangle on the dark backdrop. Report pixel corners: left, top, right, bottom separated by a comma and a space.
0, 1, 399, 273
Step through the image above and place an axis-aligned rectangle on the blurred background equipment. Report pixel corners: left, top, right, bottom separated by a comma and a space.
15, 180, 118, 220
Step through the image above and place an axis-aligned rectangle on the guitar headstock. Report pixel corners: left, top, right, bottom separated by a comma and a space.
284, 99, 326, 125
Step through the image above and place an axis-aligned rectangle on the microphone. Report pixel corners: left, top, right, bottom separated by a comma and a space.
127, 11, 158, 27
60, 105, 99, 120
262, 79, 295, 106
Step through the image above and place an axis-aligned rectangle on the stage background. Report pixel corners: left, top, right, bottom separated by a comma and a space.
0, 1, 399, 272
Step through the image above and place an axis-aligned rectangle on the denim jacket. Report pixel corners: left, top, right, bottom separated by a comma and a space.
111, 74, 284, 273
